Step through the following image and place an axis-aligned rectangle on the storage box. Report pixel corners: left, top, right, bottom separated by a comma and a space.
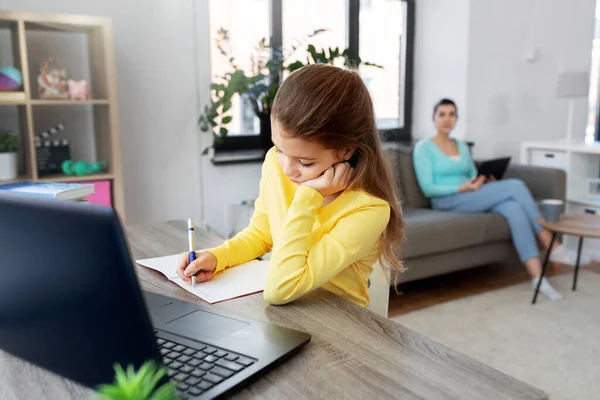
73, 179, 112, 207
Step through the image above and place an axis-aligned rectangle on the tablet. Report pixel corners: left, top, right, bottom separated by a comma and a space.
477, 157, 511, 180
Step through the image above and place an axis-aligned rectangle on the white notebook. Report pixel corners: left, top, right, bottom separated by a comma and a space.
136, 253, 269, 304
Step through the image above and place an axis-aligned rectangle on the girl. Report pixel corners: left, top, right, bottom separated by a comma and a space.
413, 98, 590, 301
176, 64, 404, 306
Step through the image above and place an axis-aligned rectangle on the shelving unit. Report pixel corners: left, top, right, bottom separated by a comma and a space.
0, 11, 125, 220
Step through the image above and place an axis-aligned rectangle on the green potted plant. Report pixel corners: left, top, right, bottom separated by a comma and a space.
96, 361, 179, 400
0, 131, 19, 181
198, 28, 382, 152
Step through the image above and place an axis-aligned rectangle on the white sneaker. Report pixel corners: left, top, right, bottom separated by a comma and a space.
549, 244, 592, 266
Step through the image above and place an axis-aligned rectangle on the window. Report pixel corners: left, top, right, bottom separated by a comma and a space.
359, 0, 407, 130
207, 0, 414, 151
282, 0, 348, 69
208, 0, 270, 135
587, 0, 600, 143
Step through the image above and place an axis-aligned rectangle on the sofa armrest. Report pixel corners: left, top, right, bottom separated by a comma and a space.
504, 164, 566, 202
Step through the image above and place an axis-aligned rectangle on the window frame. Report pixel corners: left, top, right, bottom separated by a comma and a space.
211, 0, 415, 154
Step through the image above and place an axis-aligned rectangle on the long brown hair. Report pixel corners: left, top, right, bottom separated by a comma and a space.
271, 63, 404, 280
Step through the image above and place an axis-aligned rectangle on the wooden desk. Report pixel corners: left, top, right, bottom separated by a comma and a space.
0, 220, 547, 400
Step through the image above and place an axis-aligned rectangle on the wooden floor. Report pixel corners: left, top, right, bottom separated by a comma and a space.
389, 260, 600, 318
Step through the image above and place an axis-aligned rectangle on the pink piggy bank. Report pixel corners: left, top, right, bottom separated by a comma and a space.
68, 80, 89, 100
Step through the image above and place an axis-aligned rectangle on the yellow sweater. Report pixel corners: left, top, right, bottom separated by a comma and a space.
206, 148, 391, 306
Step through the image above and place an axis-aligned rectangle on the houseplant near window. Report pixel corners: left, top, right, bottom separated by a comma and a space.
198, 28, 382, 152
0, 131, 18, 181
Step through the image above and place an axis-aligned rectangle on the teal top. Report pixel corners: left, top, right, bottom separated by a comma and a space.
412, 138, 477, 198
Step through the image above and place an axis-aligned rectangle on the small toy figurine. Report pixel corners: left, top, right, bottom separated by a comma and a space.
68, 80, 89, 100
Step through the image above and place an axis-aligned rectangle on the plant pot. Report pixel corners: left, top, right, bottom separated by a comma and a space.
0, 152, 17, 181
259, 117, 273, 153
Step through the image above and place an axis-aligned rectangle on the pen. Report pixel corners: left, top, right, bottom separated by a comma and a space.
188, 218, 197, 287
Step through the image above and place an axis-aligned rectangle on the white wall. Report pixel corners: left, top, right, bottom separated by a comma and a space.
466, 0, 596, 160
1, 0, 204, 225
412, 0, 471, 140
412, 0, 596, 160
200, 156, 261, 237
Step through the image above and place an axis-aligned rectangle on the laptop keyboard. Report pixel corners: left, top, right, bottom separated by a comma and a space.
157, 337, 256, 398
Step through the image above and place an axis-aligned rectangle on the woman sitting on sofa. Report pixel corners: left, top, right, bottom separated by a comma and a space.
412, 98, 589, 301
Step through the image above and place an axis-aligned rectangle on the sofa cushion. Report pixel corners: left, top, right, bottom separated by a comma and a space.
401, 208, 511, 258
481, 212, 512, 243
383, 146, 407, 205
382, 144, 431, 209
396, 148, 431, 209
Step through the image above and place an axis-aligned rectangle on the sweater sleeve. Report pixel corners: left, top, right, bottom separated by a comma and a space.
263, 186, 390, 305
412, 142, 460, 197
205, 160, 273, 273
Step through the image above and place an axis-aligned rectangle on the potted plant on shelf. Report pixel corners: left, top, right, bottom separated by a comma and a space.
96, 360, 178, 400
198, 28, 382, 153
0, 131, 18, 181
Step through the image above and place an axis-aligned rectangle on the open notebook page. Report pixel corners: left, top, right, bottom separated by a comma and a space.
136, 253, 269, 304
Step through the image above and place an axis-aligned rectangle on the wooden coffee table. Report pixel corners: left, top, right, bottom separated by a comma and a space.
533, 214, 600, 304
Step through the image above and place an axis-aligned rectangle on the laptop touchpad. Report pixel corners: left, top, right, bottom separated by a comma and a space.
166, 310, 248, 339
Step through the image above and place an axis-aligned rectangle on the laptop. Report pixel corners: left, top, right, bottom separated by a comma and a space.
0, 191, 311, 399
477, 157, 511, 180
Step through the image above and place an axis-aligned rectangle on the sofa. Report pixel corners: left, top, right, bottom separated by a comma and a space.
367, 143, 566, 316
385, 143, 567, 284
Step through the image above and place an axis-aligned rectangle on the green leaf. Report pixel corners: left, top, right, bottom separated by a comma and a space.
307, 44, 319, 63
0, 132, 18, 153
140, 364, 166, 399
363, 61, 384, 69
222, 116, 233, 124
149, 382, 178, 400
222, 99, 232, 113
114, 364, 128, 388
286, 60, 304, 72
96, 384, 128, 400
219, 127, 228, 136
319, 49, 327, 63
308, 28, 328, 38
210, 83, 225, 91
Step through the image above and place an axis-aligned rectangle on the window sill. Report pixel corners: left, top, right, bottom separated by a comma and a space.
204, 134, 267, 165
210, 149, 266, 165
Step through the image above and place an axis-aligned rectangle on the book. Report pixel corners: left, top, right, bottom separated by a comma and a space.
136, 253, 270, 304
0, 91, 26, 101
0, 181, 94, 201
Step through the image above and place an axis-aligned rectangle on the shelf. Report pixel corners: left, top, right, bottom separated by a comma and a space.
1, 99, 110, 105
0, 174, 33, 185
568, 197, 600, 208
522, 140, 600, 155
38, 172, 114, 182
0, 99, 27, 105
0, 11, 124, 220
30, 99, 110, 105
